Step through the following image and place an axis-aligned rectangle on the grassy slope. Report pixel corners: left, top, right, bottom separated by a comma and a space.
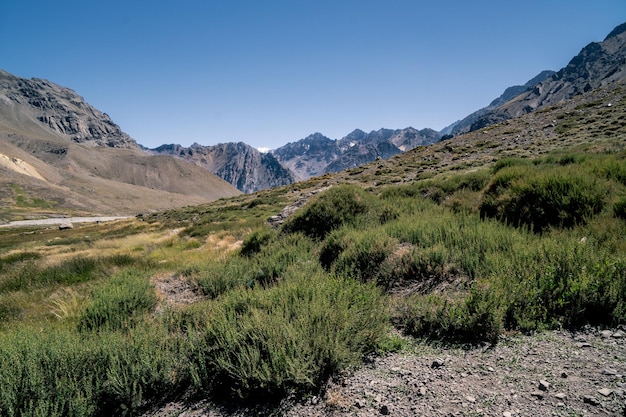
0, 82, 624, 416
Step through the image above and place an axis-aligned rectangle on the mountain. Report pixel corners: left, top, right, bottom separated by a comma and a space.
272, 127, 440, 181
0, 69, 137, 149
0, 70, 240, 221
453, 22, 626, 134
440, 70, 556, 137
149, 142, 295, 194
271, 132, 340, 180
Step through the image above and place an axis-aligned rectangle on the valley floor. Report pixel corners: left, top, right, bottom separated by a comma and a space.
146, 328, 626, 417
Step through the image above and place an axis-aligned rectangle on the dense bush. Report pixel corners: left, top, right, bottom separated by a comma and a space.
397, 288, 501, 344
190, 271, 387, 402
498, 241, 626, 331
239, 227, 274, 257
192, 257, 250, 299
282, 185, 376, 239
481, 167, 607, 232
614, 197, 626, 220
78, 270, 157, 332
331, 229, 398, 284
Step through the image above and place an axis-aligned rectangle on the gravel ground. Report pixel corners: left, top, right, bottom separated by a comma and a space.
146, 327, 626, 417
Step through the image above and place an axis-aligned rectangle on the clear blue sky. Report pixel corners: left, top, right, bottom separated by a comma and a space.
1, 1, 625, 149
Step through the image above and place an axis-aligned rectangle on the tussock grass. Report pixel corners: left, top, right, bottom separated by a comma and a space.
0, 254, 137, 294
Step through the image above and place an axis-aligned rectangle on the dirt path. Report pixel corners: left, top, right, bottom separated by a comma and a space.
0, 216, 130, 227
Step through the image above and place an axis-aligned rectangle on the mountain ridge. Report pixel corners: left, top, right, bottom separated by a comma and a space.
149, 142, 295, 194
466, 22, 626, 132
271, 127, 440, 181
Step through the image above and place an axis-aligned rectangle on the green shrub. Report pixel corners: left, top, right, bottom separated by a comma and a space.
0, 296, 20, 325
194, 232, 317, 297
96, 328, 186, 416
481, 168, 607, 232
434, 169, 491, 194
329, 229, 398, 286
319, 228, 348, 270
240, 228, 274, 257
491, 157, 531, 173
282, 185, 376, 240
614, 197, 626, 220
78, 270, 157, 332
190, 272, 387, 402
0, 326, 185, 417
397, 287, 501, 345
193, 257, 250, 299
499, 241, 626, 330
248, 232, 315, 287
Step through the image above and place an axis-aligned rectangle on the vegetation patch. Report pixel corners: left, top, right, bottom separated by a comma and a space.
481, 161, 610, 232
78, 269, 158, 332
191, 272, 386, 402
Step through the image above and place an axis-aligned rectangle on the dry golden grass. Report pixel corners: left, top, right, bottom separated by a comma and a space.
48, 288, 84, 321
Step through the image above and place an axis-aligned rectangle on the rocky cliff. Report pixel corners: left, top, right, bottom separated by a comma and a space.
150, 142, 295, 194
0, 70, 137, 149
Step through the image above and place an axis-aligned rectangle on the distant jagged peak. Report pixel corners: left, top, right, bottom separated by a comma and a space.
303, 132, 335, 142
343, 128, 368, 142
150, 140, 295, 193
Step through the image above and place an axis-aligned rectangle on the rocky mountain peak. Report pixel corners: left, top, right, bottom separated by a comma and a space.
0, 70, 138, 149
150, 141, 294, 194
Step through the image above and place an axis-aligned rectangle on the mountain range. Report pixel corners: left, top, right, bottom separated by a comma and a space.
1, 21, 625, 220
272, 127, 441, 181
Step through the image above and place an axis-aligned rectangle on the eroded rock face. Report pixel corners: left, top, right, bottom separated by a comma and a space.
272, 128, 440, 181
150, 142, 295, 193
0, 70, 138, 149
